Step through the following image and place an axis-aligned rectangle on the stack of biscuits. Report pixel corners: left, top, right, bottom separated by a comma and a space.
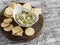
1, 2, 42, 36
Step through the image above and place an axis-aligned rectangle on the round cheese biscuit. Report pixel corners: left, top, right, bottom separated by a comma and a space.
3, 24, 13, 32
9, 2, 16, 9
25, 27, 35, 36
5, 7, 13, 16
9, 3, 22, 9
23, 3, 32, 10
4, 12, 12, 18
32, 8, 42, 15
3, 18, 12, 23
12, 26, 23, 34
1, 22, 10, 27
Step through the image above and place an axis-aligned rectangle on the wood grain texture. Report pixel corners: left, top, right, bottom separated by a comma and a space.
0, 0, 60, 45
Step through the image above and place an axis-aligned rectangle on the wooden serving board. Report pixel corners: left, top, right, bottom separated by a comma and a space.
0, 3, 44, 42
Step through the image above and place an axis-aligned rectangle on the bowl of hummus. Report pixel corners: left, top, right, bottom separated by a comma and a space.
13, 6, 39, 27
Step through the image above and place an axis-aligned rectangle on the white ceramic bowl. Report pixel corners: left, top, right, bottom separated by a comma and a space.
13, 6, 39, 27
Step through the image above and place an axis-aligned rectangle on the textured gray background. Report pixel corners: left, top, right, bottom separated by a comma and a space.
0, 0, 60, 45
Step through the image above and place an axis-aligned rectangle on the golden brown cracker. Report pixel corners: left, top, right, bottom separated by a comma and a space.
4, 12, 12, 18
32, 8, 42, 15
12, 32, 23, 36
1, 22, 10, 27
25, 27, 35, 36
3, 24, 13, 32
12, 26, 23, 34
9, 2, 16, 9
3, 18, 12, 23
5, 7, 13, 16
23, 3, 32, 10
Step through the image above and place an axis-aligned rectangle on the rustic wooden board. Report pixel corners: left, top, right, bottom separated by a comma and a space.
0, 3, 43, 42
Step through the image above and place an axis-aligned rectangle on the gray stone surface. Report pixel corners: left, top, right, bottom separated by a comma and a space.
0, 0, 60, 45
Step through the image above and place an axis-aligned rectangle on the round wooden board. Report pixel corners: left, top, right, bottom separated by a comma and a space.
0, 3, 44, 42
